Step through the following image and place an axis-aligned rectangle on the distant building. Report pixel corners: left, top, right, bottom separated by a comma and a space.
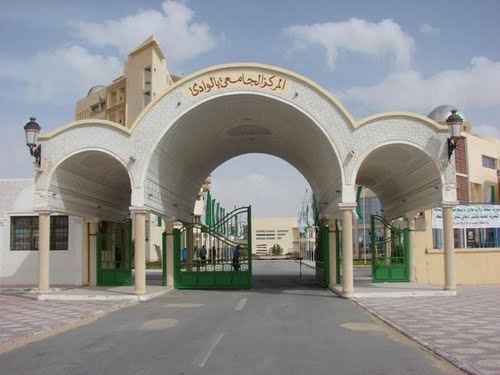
75, 36, 179, 128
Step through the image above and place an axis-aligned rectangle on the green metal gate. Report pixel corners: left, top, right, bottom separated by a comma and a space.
97, 219, 132, 286
371, 215, 409, 282
315, 225, 330, 287
335, 220, 341, 284
174, 206, 252, 289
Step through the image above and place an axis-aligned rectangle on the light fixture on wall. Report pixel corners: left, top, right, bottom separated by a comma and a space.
446, 109, 464, 162
23, 117, 42, 166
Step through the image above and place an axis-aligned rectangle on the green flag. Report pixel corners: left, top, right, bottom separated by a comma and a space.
355, 186, 363, 220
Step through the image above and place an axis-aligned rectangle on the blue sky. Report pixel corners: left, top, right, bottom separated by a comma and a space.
1, 0, 499, 217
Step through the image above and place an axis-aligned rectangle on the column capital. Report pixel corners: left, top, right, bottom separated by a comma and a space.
338, 202, 356, 211
129, 206, 150, 215
442, 201, 459, 208
165, 220, 174, 234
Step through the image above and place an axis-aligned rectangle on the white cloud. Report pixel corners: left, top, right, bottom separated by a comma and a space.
0, 46, 121, 102
283, 18, 414, 70
420, 23, 440, 35
473, 124, 500, 138
339, 57, 500, 115
69, 0, 217, 66
211, 172, 308, 218
31, 46, 121, 102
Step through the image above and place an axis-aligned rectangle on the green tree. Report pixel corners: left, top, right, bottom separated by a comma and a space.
270, 244, 283, 256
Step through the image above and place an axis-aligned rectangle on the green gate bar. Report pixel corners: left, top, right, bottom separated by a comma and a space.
315, 225, 330, 287
371, 215, 409, 282
96, 219, 132, 286
174, 206, 252, 289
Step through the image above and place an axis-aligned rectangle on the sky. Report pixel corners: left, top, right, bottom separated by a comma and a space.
1, 0, 499, 218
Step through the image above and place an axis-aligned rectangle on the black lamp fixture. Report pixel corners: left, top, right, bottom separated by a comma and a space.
23, 117, 42, 166
445, 109, 463, 162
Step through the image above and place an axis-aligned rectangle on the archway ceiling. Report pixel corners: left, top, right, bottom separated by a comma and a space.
149, 94, 342, 221
356, 144, 442, 219
48, 151, 131, 221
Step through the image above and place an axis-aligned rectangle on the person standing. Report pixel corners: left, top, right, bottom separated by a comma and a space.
200, 245, 207, 266
233, 244, 241, 271
211, 245, 217, 264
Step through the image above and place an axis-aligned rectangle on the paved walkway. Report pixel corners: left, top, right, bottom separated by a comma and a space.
0, 293, 133, 353
355, 286, 500, 375
301, 259, 500, 374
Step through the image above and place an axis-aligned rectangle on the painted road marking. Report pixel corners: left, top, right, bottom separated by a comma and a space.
164, 303, 204, 308
197, 333, 224, 367
142, 318, 178, 331
234, 298, 247, 311
341, 322, 383, 332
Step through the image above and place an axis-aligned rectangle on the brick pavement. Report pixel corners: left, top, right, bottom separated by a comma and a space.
0, 293, 131, 350
355, 286, 500, 375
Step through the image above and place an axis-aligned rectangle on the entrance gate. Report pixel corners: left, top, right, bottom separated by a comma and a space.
96, 220, 133, 286
315, 225, 330, 287
174, 206, 252, 289
370, 215, 409, 282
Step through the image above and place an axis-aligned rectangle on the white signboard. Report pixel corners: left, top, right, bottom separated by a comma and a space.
432, 205, 500, 229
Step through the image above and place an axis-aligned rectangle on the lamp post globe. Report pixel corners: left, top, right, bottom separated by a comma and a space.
446, 109, 463, 139
23, 117, 41, 147
445, 109, 464, 162
23, 117, 42, 165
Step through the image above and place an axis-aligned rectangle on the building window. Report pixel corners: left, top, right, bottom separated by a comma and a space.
482, 155, 496, 169
11, 216, 68, 251
50, 216, 69, 250
144, 66, 152, 88
143, 91, 151, 107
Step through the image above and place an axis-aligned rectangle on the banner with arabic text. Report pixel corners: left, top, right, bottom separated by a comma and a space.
432, 205, 500, 229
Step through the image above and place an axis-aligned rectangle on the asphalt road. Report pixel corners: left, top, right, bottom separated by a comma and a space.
0, 260, 462, 375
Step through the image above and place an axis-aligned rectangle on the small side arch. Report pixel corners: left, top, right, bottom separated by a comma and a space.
43, 149, 133, 221
353, 141, 445, 219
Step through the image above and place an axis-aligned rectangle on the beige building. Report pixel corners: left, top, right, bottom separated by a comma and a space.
252, 217, 297, 256
75, 36, 178, 128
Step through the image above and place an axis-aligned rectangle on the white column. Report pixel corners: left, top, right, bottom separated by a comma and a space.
37, 211, 51, 295
443, 202, 457, 291
339, 203, 356, 296
407, 214, 417, 282
353, 215, 360, 261
132, 208, 148, 295
165, 220, 174, 287
81, 221, 89, 286
88, 222, 98, 286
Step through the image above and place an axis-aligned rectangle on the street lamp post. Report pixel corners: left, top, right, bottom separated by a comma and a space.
23, 117, 42, 166
446, 109, 464, 162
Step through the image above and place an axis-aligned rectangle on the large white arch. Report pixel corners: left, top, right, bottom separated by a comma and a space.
30, 62, 462, 295
35, 62, 456, 220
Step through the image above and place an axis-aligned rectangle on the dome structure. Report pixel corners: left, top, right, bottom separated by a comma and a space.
427, 105, 466, 122
87, 85, 106, 97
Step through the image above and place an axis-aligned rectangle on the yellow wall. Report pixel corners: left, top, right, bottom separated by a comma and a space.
414, 210, 500, 285
421, 249, 500, 285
